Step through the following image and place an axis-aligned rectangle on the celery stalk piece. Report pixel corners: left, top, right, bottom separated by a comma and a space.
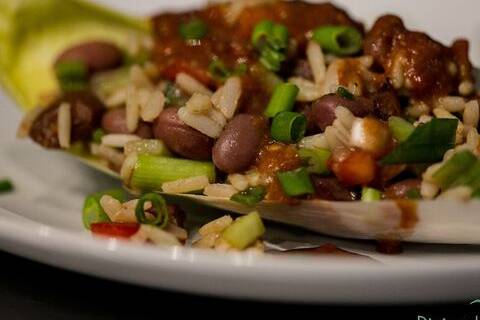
130, 155, 216, 192
0, 0, 148, 110
222, 211, 265, 249
82, 189, 126, 229
431, 151, 477, 189
361, 187, 382, 202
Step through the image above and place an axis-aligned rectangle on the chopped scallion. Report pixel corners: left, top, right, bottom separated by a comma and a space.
135, 193, 168, 227
130, 155, 216, 191
82, 189, 126, 230
406, 188, 421, 200
92, 128, 105, 144
0, 179, 14, 193
361, 187, 382, 202
230, 186, 266, 206
381, 119, 458, 165
222, 211, 265, 249
388, 116, 415, 143
277, 167, 314, 197
251, 20, 289, 72
264, 83, 299, 118
312, 25, 363, 56
432, 150, 477, 189
179, 19, 208, 40
55, 60, 88, 92
336, 86, 354, 100
271, 111, 306, 143
298, 148, 331, 175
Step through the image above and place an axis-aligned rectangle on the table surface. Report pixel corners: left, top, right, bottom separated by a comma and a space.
1, 251, 477, 319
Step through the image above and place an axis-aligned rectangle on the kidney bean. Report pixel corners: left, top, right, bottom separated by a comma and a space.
153, 108, 213, 160
30, 91, 104, 148
213, 114, 266, 173
384, 179, 421, 199
55, 41, 123, 74
311, 176, 356, 201
311, 94, 373, 131
101, 109, 152, 139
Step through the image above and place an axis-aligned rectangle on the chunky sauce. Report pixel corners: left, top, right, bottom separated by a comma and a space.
255, 142, 302, 202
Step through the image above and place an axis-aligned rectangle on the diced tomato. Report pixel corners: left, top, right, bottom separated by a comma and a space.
91, 223, 140, 238
161, 59, 213, 87
329, 148, 376, 186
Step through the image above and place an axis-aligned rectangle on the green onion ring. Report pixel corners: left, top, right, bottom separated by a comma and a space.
312, 25, 363, 56
270, 111, 306, 143
135, 193, 169, 227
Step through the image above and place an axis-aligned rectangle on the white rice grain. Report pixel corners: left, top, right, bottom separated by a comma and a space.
99, 195, 123, 219
177, 107, 223, 138
228, 174, 249, 191
120, 152, 138, 185
459, 80, 475, 97
420, 181, 440, 200
126, 85, 140, 132
101, 134, 140, 148
57, 102, 72, 149
288, 77, 322, 102
211, 77, 242, 119
306, 41, 326, 84
203, 184, 238, 198
161, 175, 209, 194
186, 92, 212, 114
199, 215, 233, 237
129, 65, 153, 89
131, 225, 180, 246
141, 89, 165, 122
105, 89, 127, 108
463, 100, 479, 128
298, 134, 329, 150
175, 72, 212, 96
437, 96, 466, 113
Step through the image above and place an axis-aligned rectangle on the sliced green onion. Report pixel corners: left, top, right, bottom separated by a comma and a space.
0, 179, 14, 193
312, 25, 363, 56
179, 19, 208, 40
251, 20, 275, 49
381, 118, 458, 165
222, 211, 265, 249
82, 189, 126, 230
388, 116, 415, 143
230, 186, 266, 206
130, 155, 216, 191
406, 188, 421, 200
269, 24, 289, 50
432, 151, 477, 189
92, 128, 105, 144
233, 63, 248, 76
208, 59, 231, 81
336, 86, 354, 100
91, 67, 130, 100
55, 60, 88, 92
259, 47, 286, 72
361, 187, 382, 202
472, 188, 480, 199
277, 167, 314, 197
298, 148, 331, 175
451, 160, 480, 190
271, 111, 306, 143
135, 193, 168, 227
264, 83, 299, 118
163, 81, 187, 106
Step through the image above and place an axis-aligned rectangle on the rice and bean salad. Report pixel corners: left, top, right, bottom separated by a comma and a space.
20, 0, 480, 246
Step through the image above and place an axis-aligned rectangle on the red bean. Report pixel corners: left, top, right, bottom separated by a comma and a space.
101, 109, 152, 139
213, 114, 266, 173
153, 108, 213, 160
311, 94, 372, 131
55, 41, 123, 74
310, 176, 356, 201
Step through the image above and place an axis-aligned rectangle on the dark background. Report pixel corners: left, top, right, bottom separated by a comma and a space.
0, 251, 477, 320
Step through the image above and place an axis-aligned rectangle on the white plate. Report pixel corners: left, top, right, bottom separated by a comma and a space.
1, 0, 480, 304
